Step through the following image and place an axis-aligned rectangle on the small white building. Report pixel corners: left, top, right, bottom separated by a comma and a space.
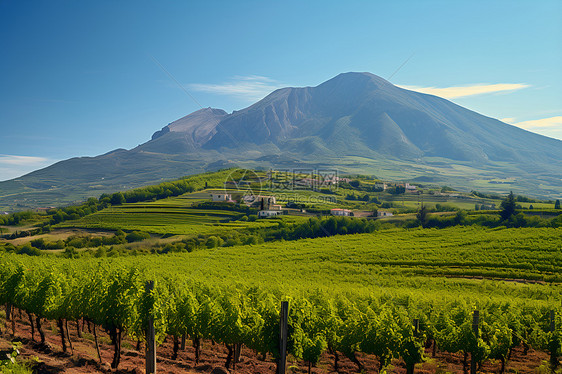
405, 183, 417, 191
258, 210, 282, 218
330, 208, 352, 216
211, 193, 233, 202
377, 211, 394, 217
375, 182, 387, 191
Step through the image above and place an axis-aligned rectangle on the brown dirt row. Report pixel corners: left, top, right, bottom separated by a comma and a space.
0, 311, 552, 374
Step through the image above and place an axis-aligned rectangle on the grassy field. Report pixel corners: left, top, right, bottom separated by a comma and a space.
3, 224, 561, 373
141, 225, 562, 296
57, 203, 269, 235
3, 167, 557, 249
6, 225, 562, 304
3, 168, 562, 374
55, 190, 310, 236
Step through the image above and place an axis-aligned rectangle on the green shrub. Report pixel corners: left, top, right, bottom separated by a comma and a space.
17, 245, 41, 256
125, 231, 150, 243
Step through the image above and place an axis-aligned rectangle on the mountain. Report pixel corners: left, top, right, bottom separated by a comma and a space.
207, 73, 561, 164
1, 72, 561, 210
143, 108, 228, 154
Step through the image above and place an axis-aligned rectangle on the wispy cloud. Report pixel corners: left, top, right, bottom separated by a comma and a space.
512, 116, 562, 129
189, 75, 287, 101
0, 155, 53, 181
398, 83, 530, 99
504, 116, 562, 141
0, 155, 49, 166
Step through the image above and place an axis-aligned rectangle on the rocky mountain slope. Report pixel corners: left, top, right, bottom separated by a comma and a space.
2, 72, 561, 210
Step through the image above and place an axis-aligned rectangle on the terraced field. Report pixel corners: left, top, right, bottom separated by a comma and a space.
56, 190, 306, 235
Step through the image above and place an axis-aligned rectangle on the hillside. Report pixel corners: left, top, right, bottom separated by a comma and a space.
1, 72, 561, 210
1, 168, 561, 373
1, 226, 561, 373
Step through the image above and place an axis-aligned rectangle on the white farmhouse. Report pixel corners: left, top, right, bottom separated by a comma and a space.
405, 183, 417, 192
258, 210, 282, 218
330, 208, 353, 216
377, 211, 394, 217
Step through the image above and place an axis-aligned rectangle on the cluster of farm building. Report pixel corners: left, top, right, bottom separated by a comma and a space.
210, 193, 393, 219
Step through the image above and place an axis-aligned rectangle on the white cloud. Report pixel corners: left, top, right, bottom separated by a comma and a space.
506, 116, 562, 141
189, 75, 287, 101
0, 155, 53, 181
500, 118, 515, 124
0, 155, 49, 166
512, 116, 562, 129
398, 83, 529, 99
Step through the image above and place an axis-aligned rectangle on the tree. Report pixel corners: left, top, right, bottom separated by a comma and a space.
556, 200, 561, 210
110, 192, 125, 206
391, 185, 405, 194
417, 205, 429, 228
500, 191, 516, 221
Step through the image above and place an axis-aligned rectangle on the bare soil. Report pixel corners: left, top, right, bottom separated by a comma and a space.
0, 312, 553, 374
1, 228, 115, 246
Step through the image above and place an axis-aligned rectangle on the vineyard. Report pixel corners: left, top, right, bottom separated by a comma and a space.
1, 226, 561, 373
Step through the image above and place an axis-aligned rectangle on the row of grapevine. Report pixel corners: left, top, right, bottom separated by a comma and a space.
0, 256, 560, 372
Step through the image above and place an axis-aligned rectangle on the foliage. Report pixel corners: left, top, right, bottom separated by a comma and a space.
416, 205, 429, 228
125, 231, 151, 243
500, 191, 517, 221
0, 342, 34, 374
0, 252, 559, 371
0, 211, 37, 226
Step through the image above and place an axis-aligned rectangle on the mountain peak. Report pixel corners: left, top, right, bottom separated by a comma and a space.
319, 71, 393, 90
332, 71, 382, 80
146, 107, 228, 151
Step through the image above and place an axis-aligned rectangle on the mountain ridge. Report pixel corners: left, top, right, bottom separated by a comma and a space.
1, 72, 561, 210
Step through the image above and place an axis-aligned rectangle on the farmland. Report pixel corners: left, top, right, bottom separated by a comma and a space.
1, 226, 562, 373
57, 202, 273, 235
1, 169, 561, 373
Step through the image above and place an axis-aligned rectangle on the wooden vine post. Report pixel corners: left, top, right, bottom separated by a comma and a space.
146, 281, 156, 374
470, 310, 479, 374
277, 301, 289, 374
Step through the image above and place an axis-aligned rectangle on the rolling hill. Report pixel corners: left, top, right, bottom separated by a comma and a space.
1, 72, 561, 210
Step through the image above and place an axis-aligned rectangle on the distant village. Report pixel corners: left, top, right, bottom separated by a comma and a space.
210, 172, 412, 219
210, 191, 395, 219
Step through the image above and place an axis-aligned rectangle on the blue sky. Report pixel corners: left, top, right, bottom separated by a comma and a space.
1, 0, 561, 180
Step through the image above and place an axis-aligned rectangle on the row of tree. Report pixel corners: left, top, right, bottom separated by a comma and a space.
0, 256, 560, 372
415, 192, 562, 229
